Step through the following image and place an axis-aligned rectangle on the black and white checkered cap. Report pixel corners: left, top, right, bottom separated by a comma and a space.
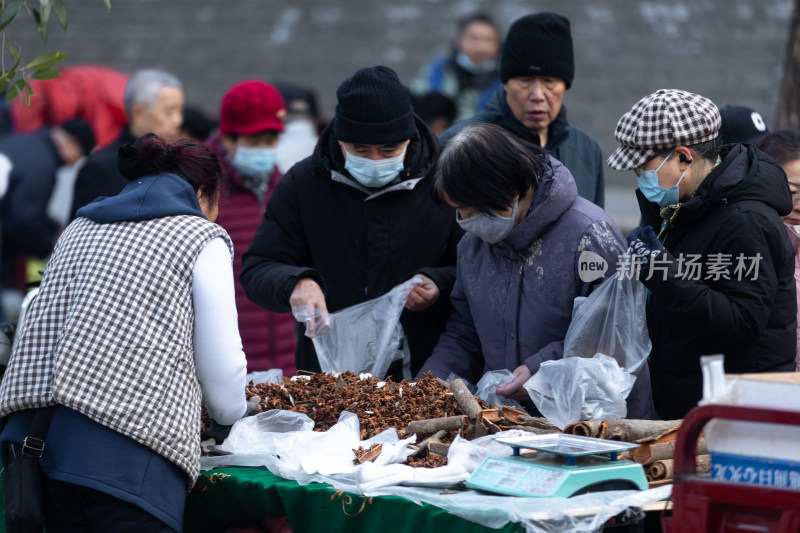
607, 89, 721, 171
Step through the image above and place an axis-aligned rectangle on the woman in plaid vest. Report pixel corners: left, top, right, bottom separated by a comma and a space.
0, 134, 248, 532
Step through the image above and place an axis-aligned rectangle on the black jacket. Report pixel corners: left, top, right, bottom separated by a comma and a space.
0, 129, 62, 259
69, 126, 135, 221
240, 116, 463, 377
439, 85, 605, 207
638, 144, 797, 419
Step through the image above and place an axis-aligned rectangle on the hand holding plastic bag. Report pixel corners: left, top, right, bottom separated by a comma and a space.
295, 277, 422, 377
562, 258, 651, 373
475, 370, 523, 409
524, 353, 635, 430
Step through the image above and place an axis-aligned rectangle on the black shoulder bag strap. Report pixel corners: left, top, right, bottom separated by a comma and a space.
4, 406, 56, 533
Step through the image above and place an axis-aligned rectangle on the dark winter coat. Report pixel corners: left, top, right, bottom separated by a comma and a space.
0, 129, 63, 259
240, 116, 463, 377
419, 157, 654, 419
205, 136, 297, 375
440, 85, 605, 207
638, 144, 797, 419
69, 125, 135, 221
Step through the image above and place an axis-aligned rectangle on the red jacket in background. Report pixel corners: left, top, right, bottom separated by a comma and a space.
11, 65, 129, 148
206, 136, 297, 375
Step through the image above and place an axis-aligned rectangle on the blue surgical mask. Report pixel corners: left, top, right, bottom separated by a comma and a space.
344, 147, 406, 188
636, 151, 689, 207
455, 52, 497, 75
456, 199, 519, 244
232, 146, 277, 178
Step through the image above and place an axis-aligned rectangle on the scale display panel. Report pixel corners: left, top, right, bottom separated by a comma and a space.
467, 434, 647, 498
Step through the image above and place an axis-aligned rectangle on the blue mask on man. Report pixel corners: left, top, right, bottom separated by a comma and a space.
636, 151, 689, 207
343, 148, 406, 188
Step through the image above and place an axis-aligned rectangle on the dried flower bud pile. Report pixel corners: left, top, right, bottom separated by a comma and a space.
243, 371, 471, 440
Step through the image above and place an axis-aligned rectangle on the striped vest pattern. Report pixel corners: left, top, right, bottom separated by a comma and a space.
0, 215, 233, 482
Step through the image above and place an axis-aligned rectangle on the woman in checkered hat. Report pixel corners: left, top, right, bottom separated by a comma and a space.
0, 134, 248, 532
609, 89, 797, 420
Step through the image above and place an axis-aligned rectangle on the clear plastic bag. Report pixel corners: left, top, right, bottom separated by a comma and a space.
562, 263, 651, 373
293, 278, 422, 378
524, 353, 635, 429
474, 370, 523, 409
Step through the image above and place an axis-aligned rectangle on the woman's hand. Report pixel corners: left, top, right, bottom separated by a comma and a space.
290, 278, 329, 337
494, 364, 533, 401
405, 274, 439, 311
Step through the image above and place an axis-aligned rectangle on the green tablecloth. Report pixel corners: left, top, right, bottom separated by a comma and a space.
184, 467, 524, 533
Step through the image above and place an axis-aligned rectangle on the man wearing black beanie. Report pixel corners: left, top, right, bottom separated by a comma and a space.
440, 12, 605, 208
241, 66, 463, 379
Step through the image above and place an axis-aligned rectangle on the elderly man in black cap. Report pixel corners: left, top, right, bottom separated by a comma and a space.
440, 12, 605, 207
240, 66, 462, 378
610, 89, 796, 420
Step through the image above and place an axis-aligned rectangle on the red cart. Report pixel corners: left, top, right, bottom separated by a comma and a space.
662, 404, 800, 532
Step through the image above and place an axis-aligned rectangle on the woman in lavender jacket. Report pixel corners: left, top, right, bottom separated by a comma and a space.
417, 124, 654, 419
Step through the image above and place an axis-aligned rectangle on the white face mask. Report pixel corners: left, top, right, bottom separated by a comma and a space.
343, 148, 407, 188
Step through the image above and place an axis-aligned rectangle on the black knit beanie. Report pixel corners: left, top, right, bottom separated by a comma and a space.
333, 66, 416, 144
500, 12, 574, 88
59, 118, 96, 156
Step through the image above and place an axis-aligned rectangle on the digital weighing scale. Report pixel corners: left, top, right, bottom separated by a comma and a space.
466, 434, 648, 498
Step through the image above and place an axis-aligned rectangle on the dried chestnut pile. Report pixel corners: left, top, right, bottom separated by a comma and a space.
243, 371, 468, 440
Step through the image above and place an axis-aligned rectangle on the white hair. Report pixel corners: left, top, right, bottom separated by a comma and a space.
123, 69, 182, 117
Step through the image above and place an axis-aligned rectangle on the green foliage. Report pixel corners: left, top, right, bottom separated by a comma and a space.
0, 0, 112, 105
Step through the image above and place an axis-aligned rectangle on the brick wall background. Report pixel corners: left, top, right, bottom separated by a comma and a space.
8, 0, 794, 226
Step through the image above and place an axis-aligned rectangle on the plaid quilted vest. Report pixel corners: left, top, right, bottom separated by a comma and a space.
0, 215, 233, 482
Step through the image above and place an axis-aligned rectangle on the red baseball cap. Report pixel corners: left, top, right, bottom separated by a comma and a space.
219, 80, 285, 135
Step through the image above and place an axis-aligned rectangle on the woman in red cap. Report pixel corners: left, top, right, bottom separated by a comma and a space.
205, 80, 297, 375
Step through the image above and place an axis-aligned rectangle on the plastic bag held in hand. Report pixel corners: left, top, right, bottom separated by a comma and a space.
524, 354, 635, 430
298, 277, 423, 377
562, 252, 652, 373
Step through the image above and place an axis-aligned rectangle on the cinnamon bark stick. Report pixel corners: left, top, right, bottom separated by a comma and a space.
406, 415, 466, 435
629, 437, 707, 466
604, 419, 683, 442
408, 430, 448, 457
451, 378, 481, 420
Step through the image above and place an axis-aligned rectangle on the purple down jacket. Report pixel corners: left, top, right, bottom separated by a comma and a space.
419, 157, 654, 419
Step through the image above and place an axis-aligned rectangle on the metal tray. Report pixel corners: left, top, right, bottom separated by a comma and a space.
495, 434, 639, 458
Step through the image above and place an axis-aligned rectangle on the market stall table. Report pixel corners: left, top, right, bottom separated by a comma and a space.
184, 466, 524, 533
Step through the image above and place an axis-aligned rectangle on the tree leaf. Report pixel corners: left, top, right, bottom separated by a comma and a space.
31, 67, 59, 80
24, 80, 33, 106
0, 79, 9, 94
30, 8, 48, 42
4, 43, 21, 62
51, 0, 66, 30
24, 50, 65, 70
101, 0, 111, 12
6, 79, 25, 103
0, 2, 22, 33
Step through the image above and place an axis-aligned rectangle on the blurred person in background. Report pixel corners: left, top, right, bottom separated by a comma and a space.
0, 119, 95, 295
241, 66, 462, 378
411, 91, 457, 137
718, 104, 770, 145
70, 69, 184, 220
180, 105, 218, 143
441, 12, 605, 208
205, 80, 297, 375
10, 65, 129, 148
274, 81, 320, 174
0, 134, 247, 532
757, 128, 800, 371
411, 12, 501, 122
